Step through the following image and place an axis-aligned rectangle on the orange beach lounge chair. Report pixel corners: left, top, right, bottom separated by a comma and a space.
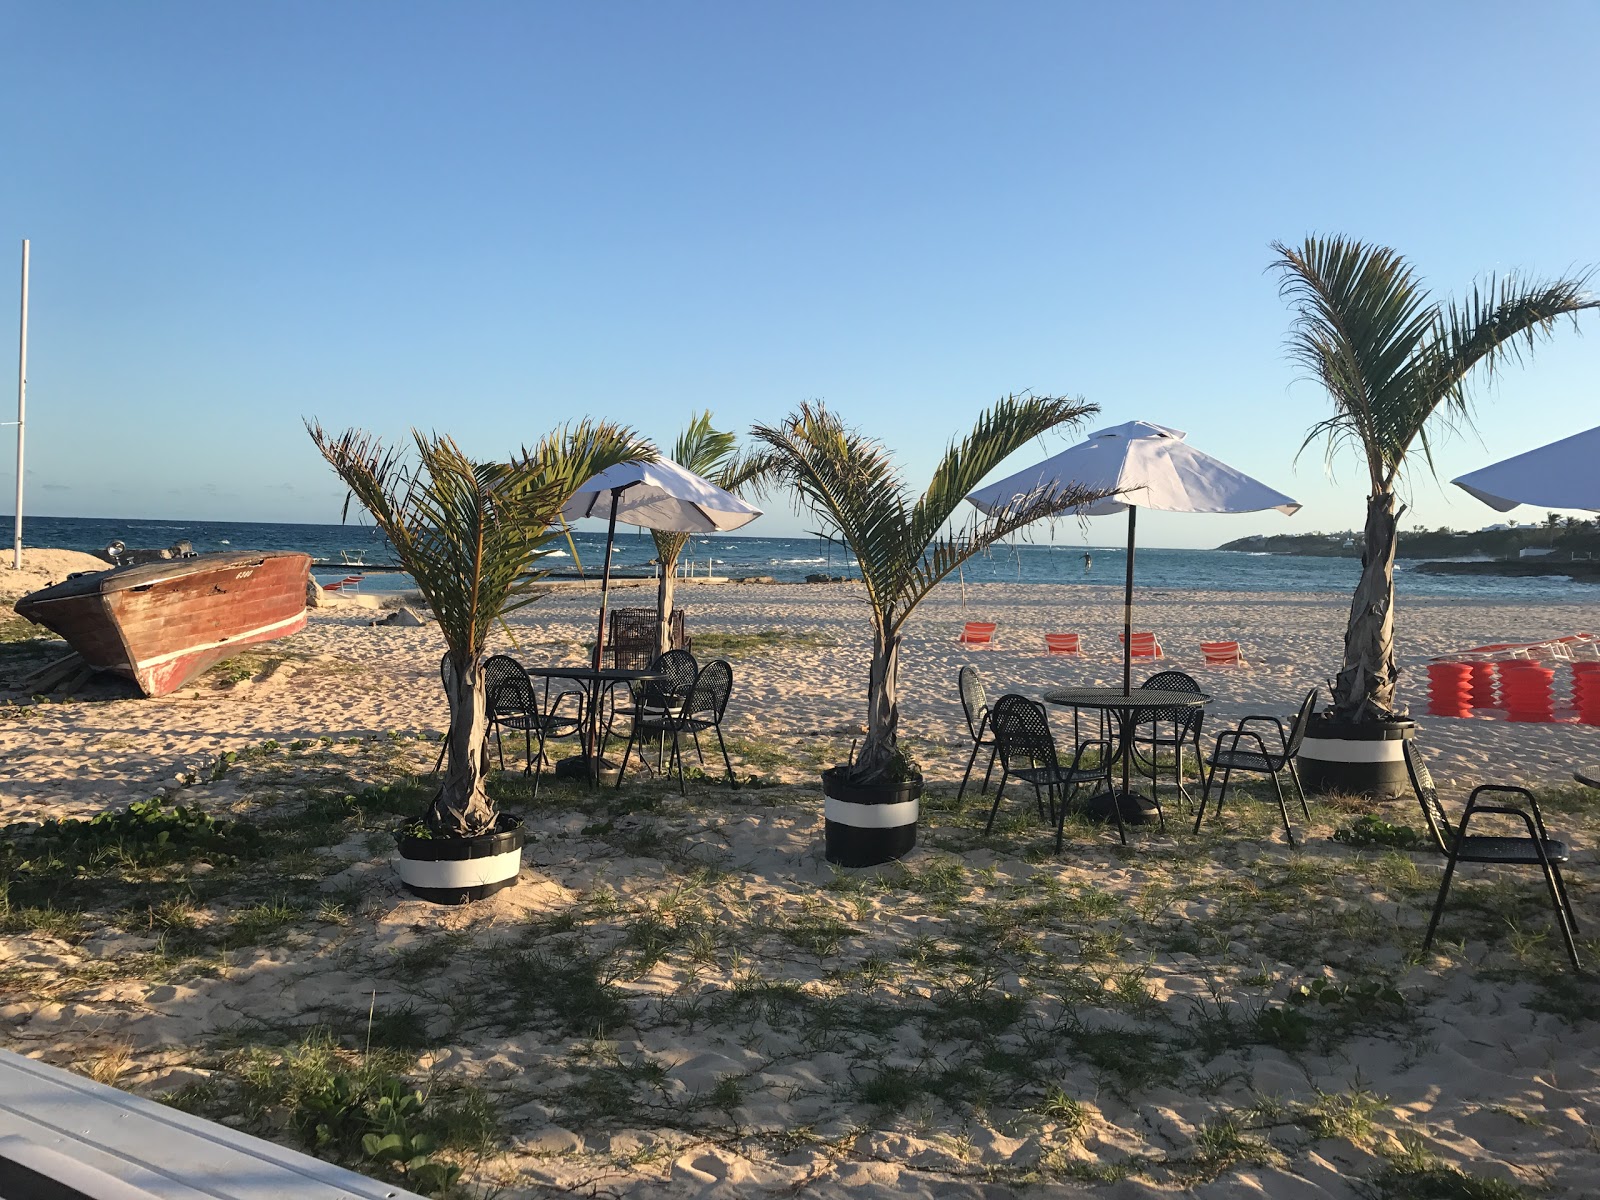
1200, 640, 1248, 667
958, 622, 998, 650
1119, 631, 1163, 659
1044, 633, 1082, 656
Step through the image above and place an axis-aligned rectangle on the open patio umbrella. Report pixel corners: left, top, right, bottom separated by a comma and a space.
966, 420, 1300, 692
562, 456, 763, 671
1451, 424, 1600, 513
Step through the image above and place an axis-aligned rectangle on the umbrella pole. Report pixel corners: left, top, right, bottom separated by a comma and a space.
593, 487, 622, 672
586, 488, 623, 782
1122, 505, 1136, 695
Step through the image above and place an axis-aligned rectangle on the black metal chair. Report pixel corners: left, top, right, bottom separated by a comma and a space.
1406, 743, 1582, 970
635, 659, 737, 793
1193, 688, 1316, 846
1128, 669, 1205, 809
483, 654, 584, 796
956, 665, 998, 801
988, 694, 1113, 852
609, 648, 698, 783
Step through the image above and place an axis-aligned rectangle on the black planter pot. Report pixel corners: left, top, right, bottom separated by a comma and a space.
1297, 716, 1416, 799
394, 813, 525, 904
821, 767, 920, 868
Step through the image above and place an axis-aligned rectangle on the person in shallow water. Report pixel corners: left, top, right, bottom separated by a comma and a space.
1083, 552, 1092, 572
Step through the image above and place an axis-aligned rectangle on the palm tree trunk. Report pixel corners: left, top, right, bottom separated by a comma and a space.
1333, 493, 1401, 722
857, 626, 901, 778
656, 563, 677, 656
432, 652, 497, 836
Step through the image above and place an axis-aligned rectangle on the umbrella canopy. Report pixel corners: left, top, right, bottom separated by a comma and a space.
966, 421, 1301, 519
967, 421, 1299, 691
1451, 425, 1600, 513
563, 457, 763, 532
565, 457, 763, 679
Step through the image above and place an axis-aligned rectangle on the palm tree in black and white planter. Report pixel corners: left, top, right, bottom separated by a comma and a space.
1273, 236, 1594, 797
310, 421, 650, 902
749, 396, 1107, 866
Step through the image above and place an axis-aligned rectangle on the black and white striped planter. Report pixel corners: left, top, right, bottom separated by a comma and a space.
394, 814, 525, 904
1297, 717, 1415, 800
821, 768, 920, 868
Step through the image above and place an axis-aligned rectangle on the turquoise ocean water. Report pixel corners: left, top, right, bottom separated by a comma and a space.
8, 515, 1593, 603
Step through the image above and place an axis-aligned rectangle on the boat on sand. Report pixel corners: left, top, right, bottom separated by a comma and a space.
13, 550, 311, 696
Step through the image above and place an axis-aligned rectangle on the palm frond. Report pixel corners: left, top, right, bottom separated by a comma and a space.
749, 403, 912, 618
308, 420, 650, 657
907, 392, 1100, 557
1273, 237, 1439, 492
671, 410, 740, 477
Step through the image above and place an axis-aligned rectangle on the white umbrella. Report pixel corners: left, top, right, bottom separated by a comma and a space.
562, 457, 763, 670
967, 420, 1300, 691
1451, 425, 1600, 513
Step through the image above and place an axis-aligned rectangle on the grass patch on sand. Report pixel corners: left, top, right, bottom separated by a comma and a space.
7, 741, 1596, 1197
689, 628, 838, 656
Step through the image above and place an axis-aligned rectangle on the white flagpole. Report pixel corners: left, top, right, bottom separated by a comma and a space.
13, 239, 27, 570
11, 243, 26, 572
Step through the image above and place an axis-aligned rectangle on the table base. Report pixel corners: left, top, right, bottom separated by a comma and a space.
1082, 789, 1161, 826
554, 754, 624, 787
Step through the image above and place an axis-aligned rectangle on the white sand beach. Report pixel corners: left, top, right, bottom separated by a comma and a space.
1, 572, 1596, 1198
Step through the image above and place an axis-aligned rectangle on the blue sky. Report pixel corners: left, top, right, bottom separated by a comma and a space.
2, 1, 1597, 548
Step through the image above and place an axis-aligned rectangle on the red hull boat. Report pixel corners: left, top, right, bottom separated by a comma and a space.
13, 551, 312, 697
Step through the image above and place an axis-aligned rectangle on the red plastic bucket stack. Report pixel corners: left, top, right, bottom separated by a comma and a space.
1573, 661, 1600, 726
1466, 661, 1498, 710
1427, 662, 1475, 718
1499, 660, 1556, 722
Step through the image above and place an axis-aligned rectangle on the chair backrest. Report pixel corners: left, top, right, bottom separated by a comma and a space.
958, 665, 988, 740
1136, 669, 1203, 728
1282, 688, 1319, 756
1044, 633, 1081, 656
483, 654, 533, 715
1403, 741, 1455, 854
990, 693, 1059, 775
686, 659, 733, 721
1200, 640, 1244, 665
1120, 631, 1163, 658
959, 622, 997, 647
641, 648, 698, 704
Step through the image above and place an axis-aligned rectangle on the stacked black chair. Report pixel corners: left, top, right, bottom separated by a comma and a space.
483, 654, 584, 797
1193, 688, 1316, 846
1406, 743, 1581, 970
1129, 669, 1205, 809
988, 694, 1113, 852
956, 665, 998, 801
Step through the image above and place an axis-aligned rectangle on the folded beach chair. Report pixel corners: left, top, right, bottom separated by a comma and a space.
1119, 631, 1163, 659
1200, 640, 1248, 667
958, 622, 998, 650
1044, 633, 1081, 656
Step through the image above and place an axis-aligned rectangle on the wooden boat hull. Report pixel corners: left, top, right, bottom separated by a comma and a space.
13, 551, 311, 697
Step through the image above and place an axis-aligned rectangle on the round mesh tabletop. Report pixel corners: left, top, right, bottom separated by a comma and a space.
1042, 688, 1208, 710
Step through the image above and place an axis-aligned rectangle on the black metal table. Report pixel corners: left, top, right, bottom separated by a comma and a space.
1041, 687, 1209, 843
525, 665, 665, 787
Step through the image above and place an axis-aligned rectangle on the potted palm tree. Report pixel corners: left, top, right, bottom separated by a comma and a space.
310, 421, 649, 902
648, 412, 766, 655
750, 396, 1105, 866
1273, 236, 1595, 797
